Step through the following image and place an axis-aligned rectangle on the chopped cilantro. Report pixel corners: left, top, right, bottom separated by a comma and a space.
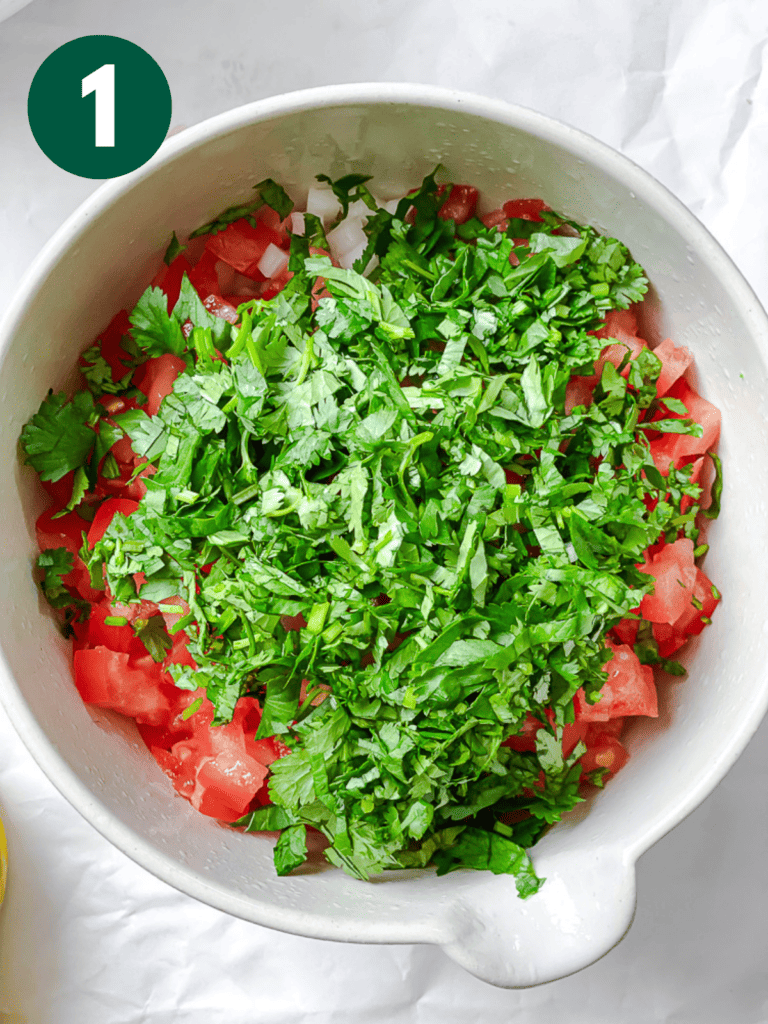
20, 169, 721, 895
163, 232, 186, 266
189, 198, 264, 238
37, 548, 76, 609
701, 451, 723, 520
255, 178, 294, 220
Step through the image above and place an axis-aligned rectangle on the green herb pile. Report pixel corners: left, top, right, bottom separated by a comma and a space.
21, 170, 709, 895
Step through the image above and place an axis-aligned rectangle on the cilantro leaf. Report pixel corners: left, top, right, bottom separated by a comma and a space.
255, 178, 294, 220
273, 824, 308, 875
20, 391, 98, 481
315, 172, 374, 219
432, 827, 544, 898
37, 547, 76, 609
129, 286, 186, 357
163, 232, 186, 265
134, 615, 172, 662
189, 198, 264, 238
701, 451, 723, 520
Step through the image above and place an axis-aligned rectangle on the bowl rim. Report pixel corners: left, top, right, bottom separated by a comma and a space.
2, 80, 768, 957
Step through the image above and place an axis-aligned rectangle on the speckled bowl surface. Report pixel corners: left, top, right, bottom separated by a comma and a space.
1, 84, 767, 988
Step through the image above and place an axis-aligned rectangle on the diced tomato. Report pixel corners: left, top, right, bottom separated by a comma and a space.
502, 198, 550, 222
595, 337, 648, 379
481, 208, 508, 231
166, 631, 197, 673
35, 506, 103, 603
280, 612, 307, 632
106, 432, 135, 466
297, 677, 331, 709
654, 337, 693, 397
187, 248, 220, 299
589, 717, 625, 740
679, 455, 706, 513
672, 565, 719, 635
438, 185, 479, 224
504, 467, 527, 487
151, 254, 193, 313
611, 617, 640, 646
133, 353, 187, 416
87, 497, 140, 547
637, 537, 696, 624
94, 463, 150, 503
257, 205, 292, 240
214, 259, 237, 295
591, 309, 648, 379
649, 379, 721, 474
73, 646, 180, 726
85, 309, 132, 383
40, 471, 78, 509
157, 597, 191, 636
575, 639, 658, 720
201, 294, 239, 323
651, 621, 687, 659
85, 602, 145, 655
205, 218, 282, 278
592, 307, 639, 342
105, 596, 161, 624
652, 564, 720, 657
136, 686, 210, 755
579, 734, 630, 779
560, 719, 589, 757
260, 263, 295, 300
161, 696, 276, 820
502, 712, 542, 752
503, 710, 593, 759
36, 506, 90, 555
564, 374, 597, 413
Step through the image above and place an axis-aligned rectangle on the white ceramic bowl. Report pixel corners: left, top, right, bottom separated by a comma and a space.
2, 84, 768, 989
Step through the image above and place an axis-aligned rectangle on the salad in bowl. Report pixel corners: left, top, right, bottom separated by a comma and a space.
19, 168, 722, 894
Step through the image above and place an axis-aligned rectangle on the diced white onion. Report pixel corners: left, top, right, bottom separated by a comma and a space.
337, 241, 367, 270
347, 198, 371, 220
257, 242, 289, 279
305, 187, 341, 225
290, 211, 305, 235
327, 217, 368, 268
363, 254, 380, 275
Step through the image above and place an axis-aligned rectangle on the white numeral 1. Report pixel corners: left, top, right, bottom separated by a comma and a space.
82, 63, 115, 148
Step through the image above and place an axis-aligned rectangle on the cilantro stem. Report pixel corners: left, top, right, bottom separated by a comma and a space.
232, 483, 260, 506
401, 260, 436, 281
181, 697, 204, 720
245, 335, 264, 373
241, 615, 256, 658
227, 310, 252, 360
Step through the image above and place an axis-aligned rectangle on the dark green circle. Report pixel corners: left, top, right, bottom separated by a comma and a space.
28, 35, 172, 179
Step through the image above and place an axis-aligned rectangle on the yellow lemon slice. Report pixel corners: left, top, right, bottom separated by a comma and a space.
0, 815, 7, 904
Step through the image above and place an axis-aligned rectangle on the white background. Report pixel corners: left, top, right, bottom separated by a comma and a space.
1, 1, 768, 1021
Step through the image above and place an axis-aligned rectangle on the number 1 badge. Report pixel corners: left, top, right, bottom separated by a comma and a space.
28, 35, 172, 178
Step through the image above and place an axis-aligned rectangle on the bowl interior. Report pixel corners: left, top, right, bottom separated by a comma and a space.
2, 90, 768, 948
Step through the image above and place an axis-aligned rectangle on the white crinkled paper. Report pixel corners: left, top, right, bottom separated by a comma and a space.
1, 0, 768, 1021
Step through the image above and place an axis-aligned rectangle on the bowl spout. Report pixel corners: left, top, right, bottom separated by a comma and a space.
441, 845, 636, 987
